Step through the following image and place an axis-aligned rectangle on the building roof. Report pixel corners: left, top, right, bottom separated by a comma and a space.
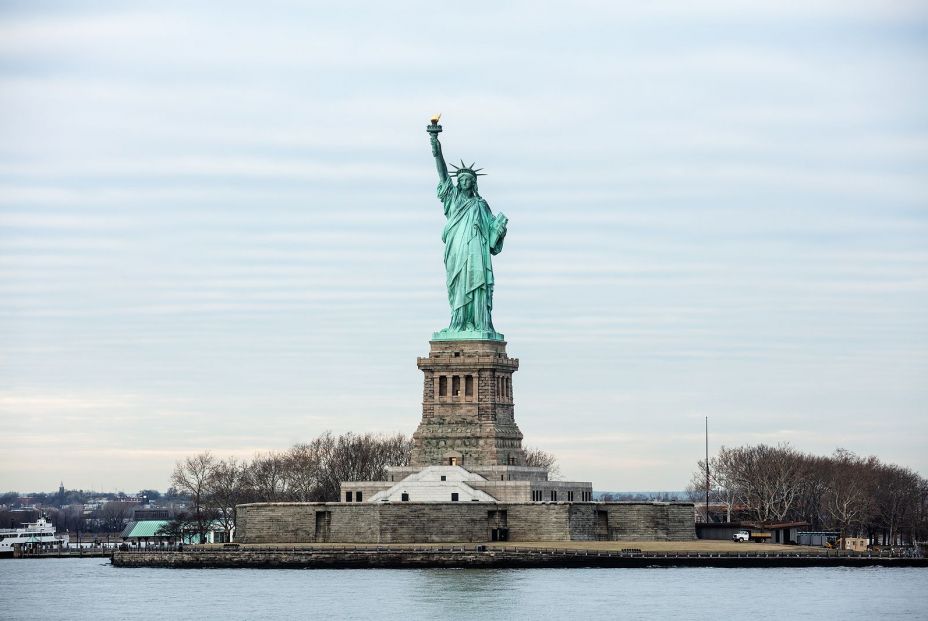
369, 466, 497, 503
121, 519, 227, 539
121, 520, 170, 538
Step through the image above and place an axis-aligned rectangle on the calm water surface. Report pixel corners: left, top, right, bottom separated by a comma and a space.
2, 559, 926, 620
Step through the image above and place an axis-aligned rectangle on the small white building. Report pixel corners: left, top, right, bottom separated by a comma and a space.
368, 466, 496, 503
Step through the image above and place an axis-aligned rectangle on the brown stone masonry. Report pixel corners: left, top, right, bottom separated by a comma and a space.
411, 339, 526, 468
236, 502, 696, 544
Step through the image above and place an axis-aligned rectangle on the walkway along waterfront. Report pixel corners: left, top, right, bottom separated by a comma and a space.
5, 548, 113, 559
110, 546, 928, 569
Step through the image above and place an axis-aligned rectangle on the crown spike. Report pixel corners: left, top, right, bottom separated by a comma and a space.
446, 159, 486, 178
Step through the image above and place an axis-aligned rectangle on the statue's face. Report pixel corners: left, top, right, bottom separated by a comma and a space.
458, 174, 475, 191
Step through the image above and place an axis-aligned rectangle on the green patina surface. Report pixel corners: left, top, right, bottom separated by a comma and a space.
123, 520, 170, 538
122, 520, 200, 543
431, 328, 504, 341
428, 120, 507, 341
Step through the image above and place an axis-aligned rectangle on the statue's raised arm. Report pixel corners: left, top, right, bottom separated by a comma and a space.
428, 115, 449, 183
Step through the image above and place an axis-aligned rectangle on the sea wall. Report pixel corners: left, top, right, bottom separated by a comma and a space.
111, 548, 928, 569
235, 501, 696, 544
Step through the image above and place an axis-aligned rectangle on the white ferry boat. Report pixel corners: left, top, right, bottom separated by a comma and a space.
0, 516, 69, 556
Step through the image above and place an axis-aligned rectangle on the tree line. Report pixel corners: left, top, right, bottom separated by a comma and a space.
169, 431, 561, 543
0, 489, 189, 535
689, 443, 928, 544
169, 431, 414, 542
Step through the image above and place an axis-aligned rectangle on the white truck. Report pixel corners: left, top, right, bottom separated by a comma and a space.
732, 529, 771, 543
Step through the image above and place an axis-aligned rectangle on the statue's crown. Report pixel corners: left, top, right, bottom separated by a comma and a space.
449, 160, 486, 178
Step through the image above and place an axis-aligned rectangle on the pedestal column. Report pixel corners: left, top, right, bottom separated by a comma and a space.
411, 339, 525, 468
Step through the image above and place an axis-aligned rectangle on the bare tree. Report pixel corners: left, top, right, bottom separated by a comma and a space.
793, 454, 830, 531
724, 443, 808, 523
693, 442, 928, 542
823, 449, 873, 538
284, 441, 325, 502
524, 446, 561, 480
319, 432, 415, 500
248, 452, 289, 502
97, 502, 132, 532
318, 433, 371, 498
171, 452, 217, 544
378, 432, 415, 469
279, 432, 414, 502
871, 463, 922, 545
688, 455, 741, 522
56, 504, 84, 534
206, 457, 249, 539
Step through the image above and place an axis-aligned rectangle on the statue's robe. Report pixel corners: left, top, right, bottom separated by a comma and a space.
438, 177, 506, 332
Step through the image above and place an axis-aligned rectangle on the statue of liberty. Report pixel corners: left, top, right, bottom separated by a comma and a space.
428, 117, 508, 340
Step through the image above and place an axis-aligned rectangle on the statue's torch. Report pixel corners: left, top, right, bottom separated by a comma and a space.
427, 113, 442, 156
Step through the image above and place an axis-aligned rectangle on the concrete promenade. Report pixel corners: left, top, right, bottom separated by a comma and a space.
2, 548, 113, 559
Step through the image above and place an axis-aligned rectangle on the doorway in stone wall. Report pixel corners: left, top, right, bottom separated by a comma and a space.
595, 510, 609, 540
488, 510, 508, 541
490, 529, 507, 541
315, 510, 331, 541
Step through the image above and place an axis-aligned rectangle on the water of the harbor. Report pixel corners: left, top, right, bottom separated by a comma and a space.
2, 559, 927, 620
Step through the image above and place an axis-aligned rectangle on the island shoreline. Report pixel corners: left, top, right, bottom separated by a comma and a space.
110, 548, 928, 569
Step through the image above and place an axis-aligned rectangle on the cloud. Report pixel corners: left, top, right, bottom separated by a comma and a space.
0, 2, 925, 491
0, 11, 186, 52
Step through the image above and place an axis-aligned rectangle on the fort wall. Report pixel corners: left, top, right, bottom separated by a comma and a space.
235, 501, 696, 544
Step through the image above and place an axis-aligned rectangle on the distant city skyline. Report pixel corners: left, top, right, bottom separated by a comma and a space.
1, 1, 926, 492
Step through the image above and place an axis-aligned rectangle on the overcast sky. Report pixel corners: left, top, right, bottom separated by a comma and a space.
1, 1, 926, 493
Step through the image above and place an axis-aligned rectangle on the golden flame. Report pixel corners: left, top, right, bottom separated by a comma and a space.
430, 113, 442, 125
